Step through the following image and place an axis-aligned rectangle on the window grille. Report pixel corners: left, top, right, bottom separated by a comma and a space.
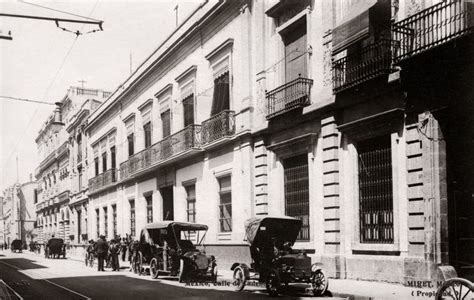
284, 154, 310, 241
146, 195, 153, 224
358, 136, 394, 244
96, 209, 100, 239
112, 205, 117, 238
185, 184, 196, 223
130, 200, 136, 237
218, 176, 232, 232
103, 207, 108, 239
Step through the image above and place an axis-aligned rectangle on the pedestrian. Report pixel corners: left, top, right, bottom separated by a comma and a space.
94, 235, 108, 272
109, 239, 120, 271
120, 237, 128, 262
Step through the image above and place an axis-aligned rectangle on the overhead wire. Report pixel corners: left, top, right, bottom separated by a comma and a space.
21, 1, 101, 22
0, 96, 56, 105
1, 0, 100, 172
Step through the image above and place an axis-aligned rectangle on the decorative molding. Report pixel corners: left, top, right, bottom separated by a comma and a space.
267, 133, 317, 159
137, 98, 154, 111
122, 112, 136, 124
205, 38, 234, 61
155, 83, 173, 99
175, 65, 197, 83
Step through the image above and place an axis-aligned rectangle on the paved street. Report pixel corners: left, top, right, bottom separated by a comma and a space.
0, 250, 341, 300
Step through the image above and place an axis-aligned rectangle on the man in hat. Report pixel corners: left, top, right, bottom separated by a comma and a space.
94, 235, 108, 272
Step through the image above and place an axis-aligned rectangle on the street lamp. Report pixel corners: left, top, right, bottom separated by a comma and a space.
51, 102, 65, 133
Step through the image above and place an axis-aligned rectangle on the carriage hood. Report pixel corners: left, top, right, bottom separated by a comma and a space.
244, 216, 302, 247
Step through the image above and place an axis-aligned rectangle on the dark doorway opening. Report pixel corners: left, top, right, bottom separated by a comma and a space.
161, 186, 174, 221
439, 106, 474, 281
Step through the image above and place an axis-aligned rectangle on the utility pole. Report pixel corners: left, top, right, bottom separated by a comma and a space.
78, 80, 87, 88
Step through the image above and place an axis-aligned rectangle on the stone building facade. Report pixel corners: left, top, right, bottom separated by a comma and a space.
33, 0, 472, 284
35, 87, 110, 245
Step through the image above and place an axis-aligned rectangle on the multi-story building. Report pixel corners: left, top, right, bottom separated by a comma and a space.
35, 86, 110, 245
82, 0, 473, 283
1, 178, 38, 245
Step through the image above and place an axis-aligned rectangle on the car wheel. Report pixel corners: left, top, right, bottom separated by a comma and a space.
435, 278, 473, 300
178, 259, 186, 283
150, 258, 159, 279
233, 267, 246, 291
311, 269, 329, 296
266, 270, 281, 297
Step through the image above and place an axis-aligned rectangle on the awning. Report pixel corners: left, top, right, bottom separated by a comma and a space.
332, 0, 377, 54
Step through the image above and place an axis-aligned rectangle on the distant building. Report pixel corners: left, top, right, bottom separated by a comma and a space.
35, 87, 110, 245
1, 178, 37, 245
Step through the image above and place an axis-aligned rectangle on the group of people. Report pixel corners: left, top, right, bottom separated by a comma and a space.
87, 235, 138, 272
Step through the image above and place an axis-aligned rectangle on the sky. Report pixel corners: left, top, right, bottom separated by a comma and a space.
0, 0, 202, 190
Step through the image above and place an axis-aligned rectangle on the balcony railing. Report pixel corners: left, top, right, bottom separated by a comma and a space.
332, 39, 395, 93
392, 0, 473, 62
88, 168, 117, 193
201, 110, 235, 145
266, 76, 313, 119
120, 125, 202, 180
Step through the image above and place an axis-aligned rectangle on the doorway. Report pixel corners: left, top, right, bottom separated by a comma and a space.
161, 186, 174, 221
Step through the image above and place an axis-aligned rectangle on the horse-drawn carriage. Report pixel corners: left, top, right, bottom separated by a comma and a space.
132, 221, 217, 282
11, 239, 23, 253
231, 216, 328, 297
45, 238, 66, 259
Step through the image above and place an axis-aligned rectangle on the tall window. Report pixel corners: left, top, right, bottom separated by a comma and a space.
94, 157, 99, 176
102, 152, 107, 172
145, 195, 153, 224
183, 94, 194, 127
211, 72, 230, 116
185, 184, 196, 223
143, 122, 152, 148
282, 17, 307, 82
218, 176, 232, 232
128, 133, 135, 157
78, 166, 83, 191
110, 146, 116, 169
112, 204, 117, 238
358, 136, 393, 244
77, 134, 82, 162
284, 154, 310, 241
161, 110, 171, 138
96, 209, 100, 239
130, 200, 136, 237
103, 207, 108, 239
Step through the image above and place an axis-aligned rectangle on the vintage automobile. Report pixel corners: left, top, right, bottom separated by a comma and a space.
11, 239, 23, 253
231, 216, 328, 297
45, 238, 66, 259
133, 221, 217, 282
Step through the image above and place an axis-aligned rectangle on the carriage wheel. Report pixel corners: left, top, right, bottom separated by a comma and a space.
435, 278, 473, 300
150, 258, 159, 279
266, 270, 281, 297
233, 267, 246, 291
311, 269, 329, 296
178, 259, 186, 283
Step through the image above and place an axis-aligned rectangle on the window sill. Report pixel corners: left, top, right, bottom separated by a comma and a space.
351, 242, 400, 254
217, 232, 232, 241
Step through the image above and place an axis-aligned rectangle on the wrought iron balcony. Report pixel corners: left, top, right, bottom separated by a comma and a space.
201, 110, 235, 145
266, 77, 313, 119
332, 39, 395, 93
120, 125, 202, 181
392, 0, 473, 62
88, 168, 117, 194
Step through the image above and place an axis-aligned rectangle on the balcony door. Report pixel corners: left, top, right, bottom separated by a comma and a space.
161, 186, 174, 221
283, 18, 307, 82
